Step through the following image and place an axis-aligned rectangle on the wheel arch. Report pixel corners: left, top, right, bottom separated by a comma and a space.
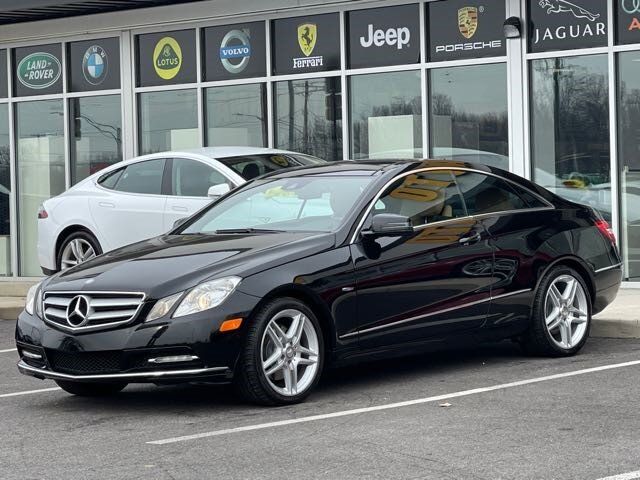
249, 284, 337, 357
533, 255, 596, 305
55, 225, 102, 262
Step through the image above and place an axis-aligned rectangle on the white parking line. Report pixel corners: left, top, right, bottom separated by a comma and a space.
0, 387, 61, 399
0, 348, 17, 353
597, 471, 640, 480
148, 358, 640, 445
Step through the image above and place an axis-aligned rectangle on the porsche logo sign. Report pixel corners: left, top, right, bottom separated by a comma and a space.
458, 7, 479, 39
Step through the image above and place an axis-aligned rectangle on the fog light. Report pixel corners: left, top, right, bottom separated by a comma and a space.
22, 350, 42, 360
147, 355, 199, 364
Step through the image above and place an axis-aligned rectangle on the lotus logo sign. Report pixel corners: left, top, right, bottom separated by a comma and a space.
17, 52, 61, 90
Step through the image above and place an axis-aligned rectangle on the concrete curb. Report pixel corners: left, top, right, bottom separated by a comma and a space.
0, 297, 25, 321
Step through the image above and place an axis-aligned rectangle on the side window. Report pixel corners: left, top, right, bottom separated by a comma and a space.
453, 171, 528, 215
97, 168, 124, 189
508, 182, 549, 209
171, 158, 228, 197
113, 159, 165, 195
374, 170, 466, 227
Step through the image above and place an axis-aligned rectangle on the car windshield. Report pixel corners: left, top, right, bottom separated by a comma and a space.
217, 154, 325, 180
180, 175, 373, 234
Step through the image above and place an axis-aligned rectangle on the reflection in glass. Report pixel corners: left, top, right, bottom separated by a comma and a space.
70, 95, 122, 185
531, 55, 610, 220
0, 105, 11, 275
350, 71, 421, 159
205, 84, 267, 148
138, 89, 198, 154
16, 100, 65, 276
274, 78, 342, 161
618, 52, 640, 280
430, 64, 508, 169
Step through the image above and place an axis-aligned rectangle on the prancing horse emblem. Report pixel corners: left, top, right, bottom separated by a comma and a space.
538, 0, 600, 22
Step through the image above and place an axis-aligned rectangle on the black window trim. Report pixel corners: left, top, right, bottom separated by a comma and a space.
351, 167, 555, 244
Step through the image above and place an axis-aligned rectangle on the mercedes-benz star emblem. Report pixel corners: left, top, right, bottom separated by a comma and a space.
66, 295, 91, 327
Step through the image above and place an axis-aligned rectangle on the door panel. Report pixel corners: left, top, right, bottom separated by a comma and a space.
352, 169, 495, 349
353, 219, 494, 348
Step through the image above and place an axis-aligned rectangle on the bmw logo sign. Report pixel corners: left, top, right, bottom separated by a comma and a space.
82, 45, 108, 85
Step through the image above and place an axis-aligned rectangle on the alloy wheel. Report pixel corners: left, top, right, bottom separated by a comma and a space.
544, 274, 589, 349
260, 309, 320, 397
60, 238, 97, 269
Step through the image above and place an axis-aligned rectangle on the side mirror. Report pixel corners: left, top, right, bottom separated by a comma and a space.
172, 217, 188, 229
363, 214, 413, 237
208, 183, 231, 199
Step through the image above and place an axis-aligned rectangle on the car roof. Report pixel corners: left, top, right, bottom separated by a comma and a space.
175, 146, 311, 159
259, 159, 496, 179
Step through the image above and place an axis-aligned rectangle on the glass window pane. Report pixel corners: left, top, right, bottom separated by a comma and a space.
274, 77, 342, 161
218, 153, 324, 179
454, 172, 528, 215
530, 55, 610, 220
171, 158, 226, 197
618, 52, 640, 280
374, 171, 465, 226
138, 89, 198, 155
114, 159, 165, 195
350, 71, 421, 160
429, 64, 509, 169
205, 84, 267, 148
16, 100, 65, 276
70, 95, 122, 185
0, 104, 11, 275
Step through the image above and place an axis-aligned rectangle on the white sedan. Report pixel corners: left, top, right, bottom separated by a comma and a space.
37, 147, 324, 274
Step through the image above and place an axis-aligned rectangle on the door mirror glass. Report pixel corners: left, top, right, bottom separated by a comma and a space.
208, 183, 231, 199
365, 214, 413, 237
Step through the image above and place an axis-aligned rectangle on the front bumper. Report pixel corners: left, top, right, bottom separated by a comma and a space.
18, 360, 231, 383
15, 290, 259, 384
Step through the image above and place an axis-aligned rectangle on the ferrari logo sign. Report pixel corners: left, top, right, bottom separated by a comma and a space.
298, 23, 317, 57
458, 7, 479, 39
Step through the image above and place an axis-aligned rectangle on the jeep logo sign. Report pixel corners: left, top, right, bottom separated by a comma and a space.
360, 25, 411, 50
348, 4, 420, 69
17, 52, 61, 90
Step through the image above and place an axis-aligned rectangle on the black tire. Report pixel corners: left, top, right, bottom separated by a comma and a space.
522, 265, 592, 357
56, 230, 102, 271
55, 380, 127, 397
235, 297, 325, 406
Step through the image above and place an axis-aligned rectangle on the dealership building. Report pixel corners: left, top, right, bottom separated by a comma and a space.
0, 0, 637, 283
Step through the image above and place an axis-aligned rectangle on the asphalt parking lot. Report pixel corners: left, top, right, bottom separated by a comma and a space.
2, 318, 640, 480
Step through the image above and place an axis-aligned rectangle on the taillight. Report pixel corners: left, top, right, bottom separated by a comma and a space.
595, 219, 616, 245
37, 205, 48, 219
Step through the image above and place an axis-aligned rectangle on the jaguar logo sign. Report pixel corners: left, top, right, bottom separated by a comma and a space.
538, 0, 600, 21
17, 52, 61, 90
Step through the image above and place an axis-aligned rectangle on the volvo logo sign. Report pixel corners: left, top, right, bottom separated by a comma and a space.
66, 295, 91, 328
219, 29, 252, 74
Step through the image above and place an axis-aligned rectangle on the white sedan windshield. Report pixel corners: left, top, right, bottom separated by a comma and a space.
182, 176, 373, 233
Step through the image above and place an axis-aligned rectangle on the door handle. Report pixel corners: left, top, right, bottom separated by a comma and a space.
98, 202, 115, 208
172, 206, 189, 212
459, 231, 482, 245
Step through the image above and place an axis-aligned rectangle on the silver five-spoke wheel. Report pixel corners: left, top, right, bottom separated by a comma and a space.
260, 309, 320, 397
60, 238, 97, 269
545, 274, 589, 349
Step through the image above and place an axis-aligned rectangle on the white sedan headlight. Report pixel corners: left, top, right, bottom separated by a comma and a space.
173, 276, 241, 318
25, 281, 43, 316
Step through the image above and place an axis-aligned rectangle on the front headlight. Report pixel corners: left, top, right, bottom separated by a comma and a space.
25, 281, 43, 316
173, 276, 241, 318
145, 292, 182, 322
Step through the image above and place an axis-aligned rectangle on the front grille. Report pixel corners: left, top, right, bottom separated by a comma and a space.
47, 350, 122, 375
43, 291, 145, 332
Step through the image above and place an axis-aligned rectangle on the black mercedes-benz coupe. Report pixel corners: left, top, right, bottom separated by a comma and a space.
16, 160, 622, 405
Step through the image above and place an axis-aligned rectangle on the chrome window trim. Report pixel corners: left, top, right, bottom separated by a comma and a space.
18, 360, 228, 381
339, 288, 532, 339
350, 166, 555, 244
42, 290, 147, 333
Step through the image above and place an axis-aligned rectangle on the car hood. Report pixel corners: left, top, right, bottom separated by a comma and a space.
44, 232, 336, 298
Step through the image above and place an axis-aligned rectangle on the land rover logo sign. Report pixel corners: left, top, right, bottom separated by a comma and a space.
153, 37, 182, 80
17, 52, 61, 90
